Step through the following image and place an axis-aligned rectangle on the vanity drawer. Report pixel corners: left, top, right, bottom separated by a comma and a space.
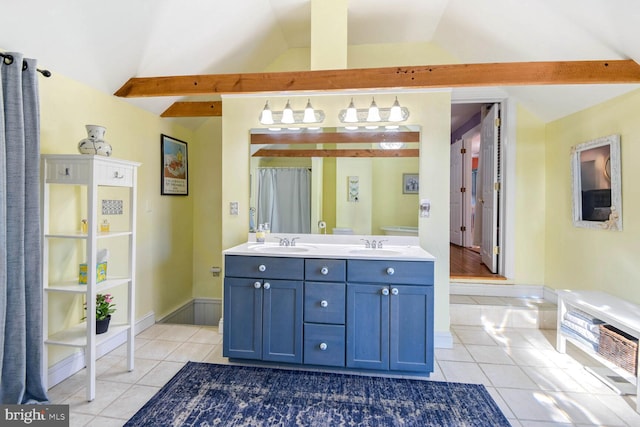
304, 282, 345, 324
225, 255, 304, 280
347, 259, 434, 285
305, 259, 346, 282
44, 159, 90, 184
96, 162, 134, 187
304, 323, 345, 367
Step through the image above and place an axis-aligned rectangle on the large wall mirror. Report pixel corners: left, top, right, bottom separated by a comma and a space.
249, 126, 421, 236
571, 134, 622, 230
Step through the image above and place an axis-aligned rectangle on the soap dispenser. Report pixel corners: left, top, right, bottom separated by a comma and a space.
256, 224, 265, 243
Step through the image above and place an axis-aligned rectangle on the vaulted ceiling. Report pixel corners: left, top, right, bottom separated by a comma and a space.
2, 0, 639, 127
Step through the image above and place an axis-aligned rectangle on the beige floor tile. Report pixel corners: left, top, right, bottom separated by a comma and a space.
63, 380, 132, 415
452, 326, 499, 346
154, 323, 200, 342
78, 416, 127, 427
98, 384, 160, 420
435, 345, 474, 362
439, 360, 491, 385
466, 344, 515, 365
506, 348, 562, 368
481, 363, 538, 389
496, 388, 571, 424
134, 339, 182, 360
521, 366, 587, 393
188, 327, 223, 344
164, 341, 216, 362
97, 357, 160, 384
548, 391, 628, 426
137, 360, 186, 387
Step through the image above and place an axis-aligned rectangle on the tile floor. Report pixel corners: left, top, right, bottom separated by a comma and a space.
47, 323, 640, 426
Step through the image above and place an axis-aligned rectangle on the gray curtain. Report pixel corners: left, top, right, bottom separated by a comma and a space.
0, 52, 48, 403
257, 168, 311, 234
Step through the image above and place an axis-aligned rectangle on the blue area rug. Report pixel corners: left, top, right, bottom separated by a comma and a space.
125, 362, 510, 426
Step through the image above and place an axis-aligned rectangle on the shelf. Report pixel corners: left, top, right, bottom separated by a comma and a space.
45, 322, 130, 348
562, 333, 637, 386
45, 231, 133, 239
45, 277, 132, 294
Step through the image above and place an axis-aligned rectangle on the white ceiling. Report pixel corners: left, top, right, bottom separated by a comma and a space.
2, 0, 639, 126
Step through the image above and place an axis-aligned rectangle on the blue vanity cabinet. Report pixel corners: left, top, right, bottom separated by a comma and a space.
303, 259, 346, 367
346, 259, 434, 373
223, 255, 304, 364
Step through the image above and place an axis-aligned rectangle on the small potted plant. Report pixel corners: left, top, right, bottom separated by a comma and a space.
85, 293, 116, 334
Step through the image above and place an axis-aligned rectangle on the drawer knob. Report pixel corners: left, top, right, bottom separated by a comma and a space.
258, 264, 266, 272
381, 288, 389, 296
263, 282, 271, 290
320, 267, 329, 275
391, 288, 399, 296
320, 300, 328, 308
386, 267, 395, 275
254, 281, 261, 289
319, 343, 328, 351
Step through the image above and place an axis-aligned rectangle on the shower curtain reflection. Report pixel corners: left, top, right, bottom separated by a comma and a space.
257, 168, 311, 234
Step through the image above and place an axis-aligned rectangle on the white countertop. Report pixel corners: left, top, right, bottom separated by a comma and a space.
223, 233, 435, 261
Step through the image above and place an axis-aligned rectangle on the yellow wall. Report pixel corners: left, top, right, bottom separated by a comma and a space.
371, 157, 420, 234
513, 105, 546, 285
39, 72, 196, 364
544, 88, 640, 303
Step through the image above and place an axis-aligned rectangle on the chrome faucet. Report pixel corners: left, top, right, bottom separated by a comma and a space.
377, 240, 387, 248
290, 237, 300, 246
360, 239, 371, 248
277, 237, 290, 246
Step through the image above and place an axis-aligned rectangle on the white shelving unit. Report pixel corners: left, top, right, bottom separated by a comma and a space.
557, 290, 640, 412
41, 154, 140, 401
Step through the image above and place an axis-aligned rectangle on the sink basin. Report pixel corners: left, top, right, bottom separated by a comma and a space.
349, 248, 404, 257
249, 245, 314, 253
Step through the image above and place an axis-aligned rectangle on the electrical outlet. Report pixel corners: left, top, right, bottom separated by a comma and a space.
230, 201, 239, 215
102, 199, 123, 215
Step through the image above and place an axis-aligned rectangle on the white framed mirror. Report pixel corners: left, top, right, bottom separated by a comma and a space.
571, 134, 622, 230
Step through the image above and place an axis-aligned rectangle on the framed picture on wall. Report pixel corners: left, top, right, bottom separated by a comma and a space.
161, 134, 189, 195
403, 173, 419, 194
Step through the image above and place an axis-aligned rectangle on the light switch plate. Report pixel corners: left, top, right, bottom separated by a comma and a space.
230, 201, 239, 215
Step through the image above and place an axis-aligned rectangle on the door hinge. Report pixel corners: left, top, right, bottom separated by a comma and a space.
494, 182, 501, 191
495, 117, 501, 127
493, 246, 500, 255
460, 148, 467, 154
460, 226, 466, 232
460, 187, 466, 193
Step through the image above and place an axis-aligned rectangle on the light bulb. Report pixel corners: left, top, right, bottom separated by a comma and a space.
303, 99, 316, 123
344, 99, 358, 123
259, 101, 274, 125
388, 97, 403, 122
366, 98, 381, 122
281, 100, 294, 124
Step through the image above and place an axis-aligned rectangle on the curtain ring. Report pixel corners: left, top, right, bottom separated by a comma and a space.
1, 54, 14, 65
22, 60, 28, 71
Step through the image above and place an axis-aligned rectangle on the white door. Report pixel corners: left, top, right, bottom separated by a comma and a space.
450, 138, 463, 246
479, 105, 500, 273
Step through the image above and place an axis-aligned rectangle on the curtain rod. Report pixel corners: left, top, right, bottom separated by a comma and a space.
1, 52, 51, 77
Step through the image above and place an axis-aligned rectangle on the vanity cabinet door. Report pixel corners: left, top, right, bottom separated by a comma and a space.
223, 277, 263, 360
346, 283, 389, 370
389, 285, 434, 372
262, 279, 303, 364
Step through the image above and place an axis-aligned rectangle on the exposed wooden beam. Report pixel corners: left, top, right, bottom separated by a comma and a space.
252, 148, 419, 158
161, 101, 222, 117
115, 60, 640, 98
250, 131, 420, 145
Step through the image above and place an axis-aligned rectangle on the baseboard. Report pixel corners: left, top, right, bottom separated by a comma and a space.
47, 311, 155, 388
158, 298, 222, 326
434, 331, 453, 349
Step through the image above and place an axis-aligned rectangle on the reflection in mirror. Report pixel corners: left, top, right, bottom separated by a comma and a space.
571, 134, 622, 230
249, 127, 420, 235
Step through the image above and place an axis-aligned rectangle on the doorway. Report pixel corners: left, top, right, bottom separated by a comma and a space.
450, 102, 504, 278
